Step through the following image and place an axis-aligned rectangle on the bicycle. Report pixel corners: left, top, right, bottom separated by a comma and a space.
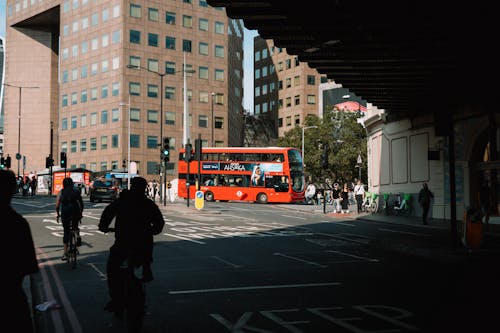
364, 192, 379, 214
57, 215, 81, 269
393, 193, 412, 216
382, 193, 391, 215
106, 227, 147, 333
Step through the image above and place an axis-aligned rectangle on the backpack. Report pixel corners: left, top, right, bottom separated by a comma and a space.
60, 188, 83, 221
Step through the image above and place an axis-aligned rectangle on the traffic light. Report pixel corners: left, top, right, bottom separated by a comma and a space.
162, 137, 170, 161
321, 143, 329, 169
5, 155, 11, 169
194, 138, 202, 161
45, 156, 54, 168
0, 157, 5, 169
60, 152, 67, 168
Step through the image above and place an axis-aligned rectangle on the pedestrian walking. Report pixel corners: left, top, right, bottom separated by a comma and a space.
1, 170, 39, 333
418, 182, 434, 225
341, 183, 350, 213
354, 179, 365, 213
305, 182, 316, 204
152, 180, 158, 201
331, 183, 342, 213
31, 175, 37, 196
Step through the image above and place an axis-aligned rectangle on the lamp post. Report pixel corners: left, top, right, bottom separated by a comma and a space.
119, 95, 131, 190
301, 125, 318, 163
356, 153, 363, 181
127, 64, 165, 202
3, 83, 39, 177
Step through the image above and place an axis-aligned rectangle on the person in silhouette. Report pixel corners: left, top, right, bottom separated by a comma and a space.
418, 182, 434, 225
1, 170, 39, 332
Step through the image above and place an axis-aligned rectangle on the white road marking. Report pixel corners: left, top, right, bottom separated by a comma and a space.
211, 256, 242, 268
281, 214, 307, 220
88, 263, 107, 280
169, 282, 341, 294
322, 221, 356, 226
327, 250, 379, 262
163, 233, 206, 244
274, 252, 327, 268
378, 228, 431, 236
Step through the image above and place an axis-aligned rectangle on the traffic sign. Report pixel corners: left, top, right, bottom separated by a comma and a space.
195, 190, 204, 210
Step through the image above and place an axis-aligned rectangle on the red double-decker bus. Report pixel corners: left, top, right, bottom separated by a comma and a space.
177, 147, 305, 203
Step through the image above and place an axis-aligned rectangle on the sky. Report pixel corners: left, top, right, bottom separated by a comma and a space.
0, 4, 257, 112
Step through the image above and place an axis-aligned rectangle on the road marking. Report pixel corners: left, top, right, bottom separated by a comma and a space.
322, 221, 355, 226
82, 214, 100, 220
169, 282, 340, 294
163, 233, 206, 244
378, 228, 431, 236
43, 218, 58, 224
281, 214, 307, 220
274, 252, 328, 268
211, 256, 242, 268
88, 263, 107, 280
327, 250, 379, 262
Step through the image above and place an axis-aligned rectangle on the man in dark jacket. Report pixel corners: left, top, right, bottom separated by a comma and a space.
418, 182, 434, 225
1, 170, 39, 332
99, 176, 165, 313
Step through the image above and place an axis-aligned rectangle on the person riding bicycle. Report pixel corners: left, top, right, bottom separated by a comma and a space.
99, 177, 165, 313
56, 177, 84, 261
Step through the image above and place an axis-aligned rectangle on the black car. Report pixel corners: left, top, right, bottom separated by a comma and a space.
89, 180, 118, 203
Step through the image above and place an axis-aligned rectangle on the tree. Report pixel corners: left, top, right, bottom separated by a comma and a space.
277, 109, 367, 183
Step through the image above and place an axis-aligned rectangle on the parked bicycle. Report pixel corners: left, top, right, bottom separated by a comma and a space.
364, 192, 379, 214
106, 227, 147, 333
392, 193, 412, 216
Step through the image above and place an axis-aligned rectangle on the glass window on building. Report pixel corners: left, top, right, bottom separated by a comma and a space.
262, 84, 268, 95
215, 45, 224, 58
81, 40, 88, 54
112, 108, 120, 122
71, 92, 78, 105
215, 69, 224, 81
62, 94, 68, 107
90, 112, 98, 126
81, 114, 87, 127
286, 97, 292, 107
215, 117, 224, 129
183, 15, 193, 28
199, 18, 208, 31
90, 137, 97, 150
100, 161, 108, 171
148, 58, 159, 72
215, 21, 224, 34
91, 13, 98, 26
199, 42, 208, 55
112, 30, 120, 44
165, 87, 175, 100
130, 4, 141, 18
112, 82, 120, 96
147, 136, 158, 149
183, 39, 192, 52
294, 114, 300, 125
101, 110, 108, 124
294, 75, 300, 86
254, 50, 261, 62
130, 108, 140, 121
165, 36, 176, 50
262, 102, 268, 113
166, 12, 176, 25
147, 84, 159, 98
199, 115, 208, 128
113, 57, 120, 70
286, 59, 292, 69
307, 94, 316, 105
90, 163, 97, 172
91, 63, 98, 75
147, 110, 158, 123
254, 104, 260, 115
62, 118, 68, 130
307, 75, 316, 85
101, 136, 108, 149
130, 30, 141, 44
80, 139, 87, 152
286, 116, 292, 126
61, 142, 68, 153
148, 7, 158, 21
130, 56, 140, 68
199, 91, 209, 103
90, 87, 98, 100
262, 48, 268, 59
102, 34, 109, 48
71, 140, 77, 153
130, 82, 141, 96
148, 33, 158, 47
199, 66, 209, 79
130, 134, 140, 148
111, 161, 118, 170
254, 86, 260, 97
286, 78, 291, 88
147, 161, 158, 175
112, 134, 119, 148
166, 112, 176, 125
71, 116, 77, 128
81, 65, 88, 78
294, 95, 300, 106
62, 71, 68, 83
101, 85, 108, 98
165, 61, 176, 74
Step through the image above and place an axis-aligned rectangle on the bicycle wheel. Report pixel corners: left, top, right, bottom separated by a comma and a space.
125, 274, 145, 333
68, 231, 78, 268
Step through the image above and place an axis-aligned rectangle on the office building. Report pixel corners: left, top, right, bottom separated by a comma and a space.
4, 0, 244, 178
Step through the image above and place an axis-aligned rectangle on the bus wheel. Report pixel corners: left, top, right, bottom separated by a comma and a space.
256, 193, 268, 204
204, 191, 215, 202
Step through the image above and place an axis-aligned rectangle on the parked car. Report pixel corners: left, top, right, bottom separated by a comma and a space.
89, 180, 118, 203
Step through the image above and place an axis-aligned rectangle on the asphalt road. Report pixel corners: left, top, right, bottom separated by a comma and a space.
14, 195, 500, 332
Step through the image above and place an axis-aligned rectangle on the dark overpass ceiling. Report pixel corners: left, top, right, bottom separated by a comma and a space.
209, 0, 496, 121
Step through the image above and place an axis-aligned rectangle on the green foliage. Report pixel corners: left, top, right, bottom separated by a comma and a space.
277, 110, 367, 182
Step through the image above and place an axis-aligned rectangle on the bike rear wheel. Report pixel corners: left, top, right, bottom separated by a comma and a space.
68, 231, 78, 269
124, 270, 146, 333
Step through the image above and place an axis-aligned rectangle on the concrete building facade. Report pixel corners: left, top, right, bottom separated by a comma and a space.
4, 0, 243, 179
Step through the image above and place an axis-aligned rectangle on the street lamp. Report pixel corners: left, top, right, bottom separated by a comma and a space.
3, 83, 39, 177
127, 64, 166, 202
302, 125, 318, 163
119, 95, 131, 190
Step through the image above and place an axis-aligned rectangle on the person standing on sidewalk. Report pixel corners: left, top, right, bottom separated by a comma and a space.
418, 182, 434, 225
354, 179, 365, 213
1, 170, 39, 333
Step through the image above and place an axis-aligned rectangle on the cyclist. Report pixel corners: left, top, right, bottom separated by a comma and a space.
99, 176, 165, 314
56, 177, 84, 260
